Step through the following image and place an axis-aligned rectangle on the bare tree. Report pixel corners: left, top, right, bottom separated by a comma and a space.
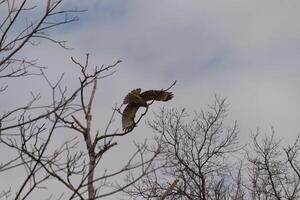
4, 1, 300, 200
123, 97, 300, 200
0, 0, 82, 80
0, 1, 83, 197
246, 131, 300, 200
0, 1, 165, 199
125, 97, 243, 200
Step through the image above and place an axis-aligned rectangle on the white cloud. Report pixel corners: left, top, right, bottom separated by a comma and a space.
2, 0, 300, 198
19, 0, 300, 144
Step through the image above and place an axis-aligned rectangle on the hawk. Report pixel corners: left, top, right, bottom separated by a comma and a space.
122, 88, 173, 131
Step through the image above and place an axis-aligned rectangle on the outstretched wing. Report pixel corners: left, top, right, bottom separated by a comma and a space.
141, 90, 174, 102
123, 88, 142, 104
122, 103, 140, 131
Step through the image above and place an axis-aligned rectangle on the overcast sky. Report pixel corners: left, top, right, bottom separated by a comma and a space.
19, 0, 300, 177
45, 0, 300, 143
2, 0, 300, 199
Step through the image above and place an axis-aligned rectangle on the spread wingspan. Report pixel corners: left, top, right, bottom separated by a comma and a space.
122, 88, 174, 132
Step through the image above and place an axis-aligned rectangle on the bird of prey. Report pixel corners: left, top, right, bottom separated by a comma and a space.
122, 88, 173, 131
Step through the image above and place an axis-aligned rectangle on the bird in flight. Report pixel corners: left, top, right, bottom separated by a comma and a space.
122, 88, 173, 131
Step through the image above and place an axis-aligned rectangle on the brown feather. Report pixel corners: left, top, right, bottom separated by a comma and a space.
140, 90, 173, 102
123, 88, 141, 104
122, 103, 140, 131
123, 88, 143, 104
122, 88, 174, 131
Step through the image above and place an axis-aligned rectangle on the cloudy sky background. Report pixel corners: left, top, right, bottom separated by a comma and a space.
2, 0, 300, 198
53, 0, 300, 142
